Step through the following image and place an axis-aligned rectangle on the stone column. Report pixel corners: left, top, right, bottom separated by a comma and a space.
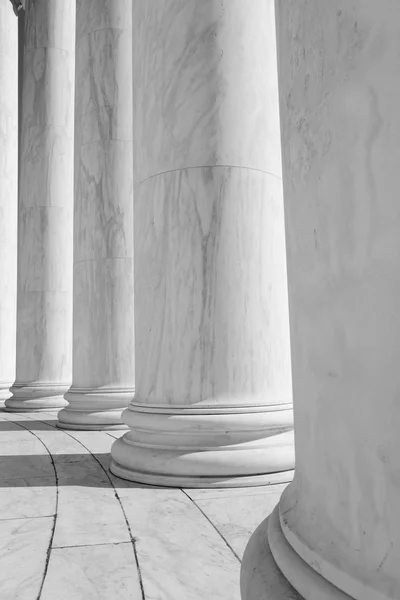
57, 0, 134, 430
110, 0, 294, 487
6, 0, 75, 411
0, 2, 18, 405
242, 1, 400, 598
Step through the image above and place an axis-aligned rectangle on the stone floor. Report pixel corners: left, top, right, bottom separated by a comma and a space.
0, 408, 286, 600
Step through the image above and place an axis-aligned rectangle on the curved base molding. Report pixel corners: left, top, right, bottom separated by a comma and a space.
110, 402, 295, 488
57, 387, 133, 430
5, 382, 69, 411
268, 506, 353, 600
240, 514, 304, 600
0, 383, 12, 406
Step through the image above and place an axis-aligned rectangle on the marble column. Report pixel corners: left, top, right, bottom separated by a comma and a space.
110, 0, 294, 487
0, 2, 18, 405
57, 0, 134, 430
242, 1, 400, 598
6, 0, 75, 411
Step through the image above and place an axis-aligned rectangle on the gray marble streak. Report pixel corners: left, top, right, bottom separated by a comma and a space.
6, 0, 75, 410
0, 3, 18, 403
134, 167, 291, 406
132, 0, 282, 184
58, 0, 134, 428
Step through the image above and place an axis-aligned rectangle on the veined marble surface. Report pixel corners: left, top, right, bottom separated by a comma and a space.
0, 2, 18, 403
115, 0, 293, 484
132, 0, 282, 184
244, 1, 400, 599
0, 409, 287, 599
59, 0, 134, 428
7, 0, 75, 410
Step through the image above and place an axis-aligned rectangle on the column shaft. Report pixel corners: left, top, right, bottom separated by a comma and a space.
6, 0, 75, 411
111, 0, 294, 487
0, 2, 18, 405
58, 0, 134, 430
243, 1, 400, 598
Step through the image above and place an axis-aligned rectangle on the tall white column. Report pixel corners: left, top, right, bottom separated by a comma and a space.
111, 0, 294, 487
0, 2, 18, 405
6, 0, 75, 411
242, 1, 400, 598
57, 0, 134, 430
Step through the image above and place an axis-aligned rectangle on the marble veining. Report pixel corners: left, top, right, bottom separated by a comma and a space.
0, 3, 18, 403
59, 0, 134, 428
132, 0, 282, 183
7, 0, 75, 411
134, 167, 291, 406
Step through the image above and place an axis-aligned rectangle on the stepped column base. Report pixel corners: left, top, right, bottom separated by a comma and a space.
5, 382, 69, 411
110, 402, 294, 488
57, 387, 133, 430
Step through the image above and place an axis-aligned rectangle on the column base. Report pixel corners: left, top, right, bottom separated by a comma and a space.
5, 382, 69, 411
266, 505, 354, 600
110, 402, 295, 488
57, 387, 133, 430
240, 514, 304, 600
0, 383, 13, 407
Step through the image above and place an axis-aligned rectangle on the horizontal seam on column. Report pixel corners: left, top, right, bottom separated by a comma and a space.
79, 138, 132, 149
24, 44, 73, 54
73, 257, 133, 267
76, 26, 132, 44
21, 124, 74, 134
135, 164, 282, 188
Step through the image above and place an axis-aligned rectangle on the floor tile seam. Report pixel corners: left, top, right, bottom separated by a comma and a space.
0, 514, 55, 522
43, 426, 146, 600
52, 540, 132, 550
8, 419, 60, 600
180, 488, 242, 564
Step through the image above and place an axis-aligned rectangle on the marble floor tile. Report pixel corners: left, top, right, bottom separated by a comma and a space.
0, 516, 53, 600
41, 543, 143, 600
119, 486, 241, 600
191, 487, 285, 558
0, 453, 54, 481
0, 477, 56, 520
53, 484, 131, 547
186, 482, 289, 500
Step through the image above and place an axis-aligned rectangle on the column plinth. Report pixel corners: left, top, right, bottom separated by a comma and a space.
242, 0, 400, 597
5, 0, 75, 412
110, 0, 294, 487
57, 0, 134, 430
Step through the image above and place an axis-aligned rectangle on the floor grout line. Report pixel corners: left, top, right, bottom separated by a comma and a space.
0, 514, 55, 522
8, 420, 60, 600
181, 488, 242, 564
17, 414, 147, 600
53, 540, 132, 550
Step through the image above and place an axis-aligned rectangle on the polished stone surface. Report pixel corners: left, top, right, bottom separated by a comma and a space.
6, 0, 75, 411
0, 409, 286, 599
244, 1, 400, 598
58, 0, 134, 430
0, 2, 18, 405
113, 0, 294, 486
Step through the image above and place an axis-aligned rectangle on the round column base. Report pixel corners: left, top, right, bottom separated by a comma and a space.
110, 402, 295, 488
267, 505, 353, 600
240, 514, 304, 600
57, 387, 133, 430
0, 384, 12, 407
5, 383, 69, 411
110, 456, 293, 488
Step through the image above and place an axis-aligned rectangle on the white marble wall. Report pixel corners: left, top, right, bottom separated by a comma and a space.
57, 0, 134, 429
243, 1, 400, 599
6, 0, 75, 411
0, 2, 18, 404
111, 0, 294, 487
